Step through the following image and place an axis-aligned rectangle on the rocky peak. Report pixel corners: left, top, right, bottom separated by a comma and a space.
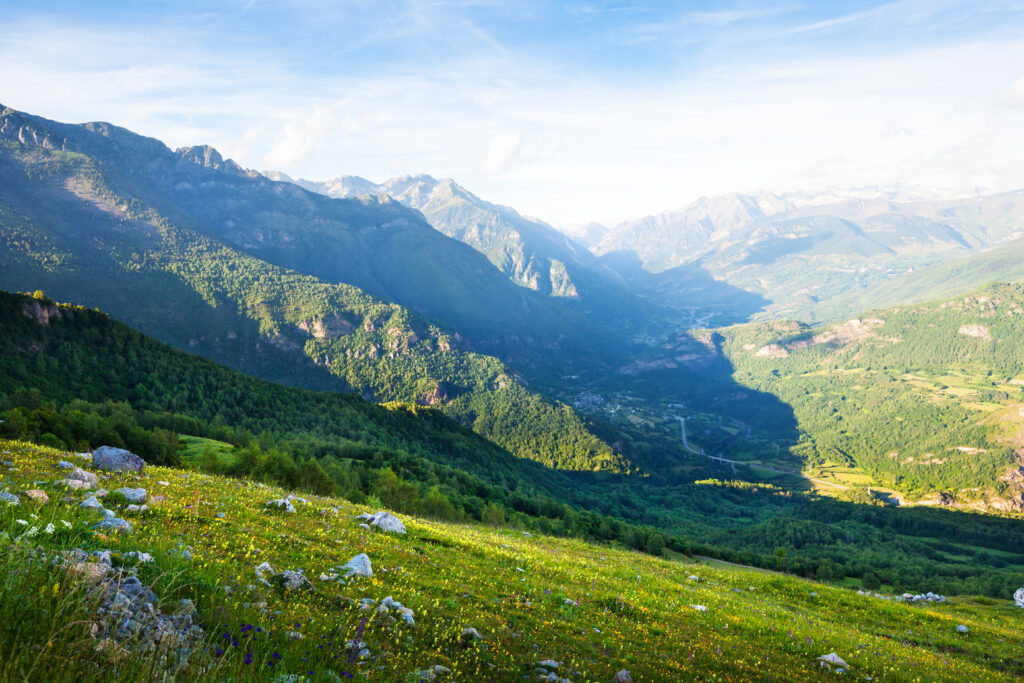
176, 145, 253, 177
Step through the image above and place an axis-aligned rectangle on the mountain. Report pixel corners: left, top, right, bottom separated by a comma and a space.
0, 104, 628, 473
594, 188, 1024, 321
272, 172, 641, 314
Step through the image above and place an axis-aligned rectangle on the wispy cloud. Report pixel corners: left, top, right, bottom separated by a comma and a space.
0, 2, 1022, 227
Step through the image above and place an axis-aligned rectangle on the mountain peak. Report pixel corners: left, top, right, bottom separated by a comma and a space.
176, 145, 253, 177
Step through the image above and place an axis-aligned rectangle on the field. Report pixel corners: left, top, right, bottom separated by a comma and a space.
1, 440, 1022, 681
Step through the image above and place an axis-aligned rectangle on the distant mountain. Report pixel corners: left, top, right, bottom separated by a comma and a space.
270, 172, 640, 313
594, 188, 1024, 321
0, 104, 628, 473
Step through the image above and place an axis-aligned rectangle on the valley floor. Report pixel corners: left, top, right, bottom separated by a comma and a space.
0, 439, 1021, 682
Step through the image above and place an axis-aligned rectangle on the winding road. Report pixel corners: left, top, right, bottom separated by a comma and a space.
674, 416, 849, 490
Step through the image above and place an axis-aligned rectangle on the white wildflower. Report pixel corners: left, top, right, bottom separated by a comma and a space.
60, 520, 72, 529
15, 519, 27, 526
44, 523, 56, 535
23, 526, 39, 538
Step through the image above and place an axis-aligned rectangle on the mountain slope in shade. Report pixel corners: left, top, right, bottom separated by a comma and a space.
0, 104, 628, 473
272, 172, 640, 313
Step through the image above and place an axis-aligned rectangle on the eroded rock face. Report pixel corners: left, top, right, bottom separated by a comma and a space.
92, 446, 145, 473
958, 324, 992, 341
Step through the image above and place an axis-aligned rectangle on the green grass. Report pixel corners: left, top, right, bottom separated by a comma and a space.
1, 439, 1022, 681
178, 435, 237, 466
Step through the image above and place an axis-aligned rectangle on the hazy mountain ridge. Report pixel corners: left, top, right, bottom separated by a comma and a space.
593, 187, 1024, 320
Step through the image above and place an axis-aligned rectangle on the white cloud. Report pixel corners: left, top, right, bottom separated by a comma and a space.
481, 132, 524, 175
264, 107, 337, 169
0, 19, 1022, 228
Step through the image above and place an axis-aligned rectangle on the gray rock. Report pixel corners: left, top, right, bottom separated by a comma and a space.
94, 517, 133, 534
460, 627, 483, 645
69, 467, 99, 487
57, 460, 75, 469
61, 479, 92, 491
254, 561, 275, 577
956, 624, 968, 634
287, 630, 304, 640
0, 491, 20, 505
1014, 587, 1024, 608
92, 446, 145, 473
539, 660, 560, 669
115, 487, 147, 504
80, 496, 105, 510
124, 504, 149, 514
342, 553, 373, 578
265, 498, 296, 513
278, 570, 311, 591
612, 670, 632, 683
366, 510, 407, 534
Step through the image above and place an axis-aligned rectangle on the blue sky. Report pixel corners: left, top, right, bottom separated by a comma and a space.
2, 1, 1023, 226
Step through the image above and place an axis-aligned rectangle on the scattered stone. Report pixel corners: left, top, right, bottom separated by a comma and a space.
24, 489, 49, 503
538, 660, 560, 669
956, 624, 968, 634
80, 496, 105, 511
358, 523, 371, 530
459, 627, 483, 646
69, 467, 99, 487
357, 510, 407, 534
125, 551, 154, 564
254, 561, 275, 577
115, 487, 147, 504
1015, 587, 1024, 608
287, 631, 304, 640
809, 592, 818, 597
277, 570, 312, 591
342, 553, 373, 578
124, 504, 149, 514
612, 671, 633, 683
92, 446, 145, 473
690, 604, 708, 612
265, 498, 296, 514
564, 598, 576, 606
157, 481, 170, 487
215, 512, 226, 519
61, 479, 92, 491
0, 491, 20, 505
417, 664, 452, 681
94, 517, 133, 534
687, 575, 700, 582
56, 460, 75, 469
817, 653, 849, 670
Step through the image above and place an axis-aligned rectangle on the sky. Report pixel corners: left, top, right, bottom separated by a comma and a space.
1, 1, 1023, 228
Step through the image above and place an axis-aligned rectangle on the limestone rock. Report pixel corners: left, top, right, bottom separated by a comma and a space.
24, 489, 49, 503
0, 491, 19, 505
115, 487, 147, 504
342, 553, 373, 578
92, 446, 145, 473
612, 671, 633, 683
265, 498, 296, 514
1014, 587, 1024, 608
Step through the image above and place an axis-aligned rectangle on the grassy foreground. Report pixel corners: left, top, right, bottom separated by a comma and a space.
0, 439, 1021, 682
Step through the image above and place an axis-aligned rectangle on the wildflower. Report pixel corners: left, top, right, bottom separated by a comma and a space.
60, 520, 72, 529
44, 523, 55, 535
15, 519, 27, 526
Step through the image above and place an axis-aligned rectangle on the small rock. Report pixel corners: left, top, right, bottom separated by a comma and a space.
115, 487, 147, 504
460, 627, 483, 645
612, 670, 632, 683
57, 460, 75, 469
265, 498, 296, 514
817, 653, 849, 669
92, 446, 145, 473
215, 512, 226, 519
1014, 587, 1024, 608
956, 624, 968, 634
255, 561, 275, 577
687, 575, 700, 582
94, 517, 133, 534
0, 492, 20, 505
367, 510, 406, 534
358, 523, 371, 530
24, 490, 49, 503
690, 604, 708, 612
538, 660, 560, 669
69, 467, 99, 487
80, 496, 105, 510
287, 631, 304, 640
278, 570, 311, 591
342, 553, 373, 578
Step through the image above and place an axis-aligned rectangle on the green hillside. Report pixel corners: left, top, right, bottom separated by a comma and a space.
0, 105, 625, 474
3, 290, 1022, 600
719, 282, 1024, 502
0, 440, 1021, 682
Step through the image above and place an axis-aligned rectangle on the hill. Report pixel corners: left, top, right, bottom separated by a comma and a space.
0, 439, 1021, 682
0, 105, 626, 473
717, 282, 1024, 505
5, 290, 1023, 600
